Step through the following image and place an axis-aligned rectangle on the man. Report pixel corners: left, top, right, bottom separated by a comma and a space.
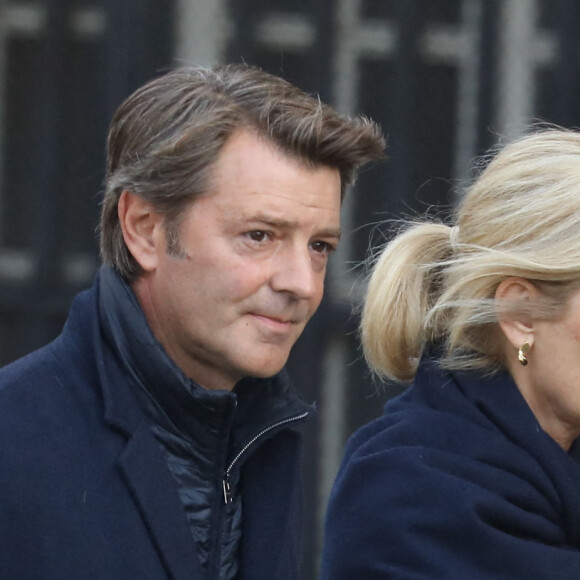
0, 64, 384, 579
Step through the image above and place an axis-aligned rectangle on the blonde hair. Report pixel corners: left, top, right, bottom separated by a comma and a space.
362, 127, 580, 382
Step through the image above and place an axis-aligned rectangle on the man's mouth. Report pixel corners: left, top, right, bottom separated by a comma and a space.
252, 313, 295, 330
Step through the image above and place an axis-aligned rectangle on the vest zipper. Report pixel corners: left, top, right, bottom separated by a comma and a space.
222, 410, 309, 504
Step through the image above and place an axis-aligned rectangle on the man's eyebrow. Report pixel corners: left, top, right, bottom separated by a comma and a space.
244, 214, 297, 229
243, 213, 341, 239
317, 227, 342, 240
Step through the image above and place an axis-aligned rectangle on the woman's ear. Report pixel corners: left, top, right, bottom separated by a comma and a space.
495, 277, 537, 350
117, 191, 164, 272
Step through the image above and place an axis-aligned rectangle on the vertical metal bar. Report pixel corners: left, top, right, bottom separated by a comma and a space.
0, 0, 8, 244
454, 0, 483, 181
333, 0, 362, 115
311, 0, 335, 100
34, 0, 70, 285
476, 0, 499, 152
225, 0, 257, 63
331, 0, 361, 269
385, 0, 423, 200
101, 0, 135, 121
315, 335, 349, 567
22, 0, 71, 346
298, 3, 340, 576
551, 0, 580, 126
174, 0, 228, 66
314, 0, 361, 570
321, 0, 358, 444
101, 0, 175, 124
496, 0, 539, 138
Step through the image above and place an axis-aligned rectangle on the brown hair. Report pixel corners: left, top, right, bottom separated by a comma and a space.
100, 63, 385, 281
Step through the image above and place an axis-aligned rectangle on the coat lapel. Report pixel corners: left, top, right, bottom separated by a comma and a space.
117, 425, 204, 580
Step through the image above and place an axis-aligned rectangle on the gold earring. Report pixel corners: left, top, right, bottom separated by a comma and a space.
518, 342, 531, 366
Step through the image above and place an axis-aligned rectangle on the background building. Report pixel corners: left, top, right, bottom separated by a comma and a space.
1, 0, 579, 576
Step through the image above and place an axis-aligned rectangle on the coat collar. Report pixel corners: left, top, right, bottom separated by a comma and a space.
60, 276, 203, 580
96, 264, 312, 461
412, 354, 580, 544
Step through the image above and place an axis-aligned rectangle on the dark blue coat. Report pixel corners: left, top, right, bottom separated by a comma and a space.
0, 282, 306, 579
321, 356, 580, 579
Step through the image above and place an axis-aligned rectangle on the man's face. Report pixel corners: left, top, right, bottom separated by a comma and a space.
134, 130, 342, 390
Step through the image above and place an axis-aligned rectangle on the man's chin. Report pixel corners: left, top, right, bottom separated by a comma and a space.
247, 366, 286, 379
243, 357, 290, 380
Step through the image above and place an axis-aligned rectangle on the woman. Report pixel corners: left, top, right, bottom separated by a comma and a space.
321, 128, 580, 579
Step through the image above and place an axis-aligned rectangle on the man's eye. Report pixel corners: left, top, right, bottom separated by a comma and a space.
311, 241, 334, 254
247, 231, 268, 242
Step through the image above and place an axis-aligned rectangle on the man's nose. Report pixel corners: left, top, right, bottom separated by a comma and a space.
270, 247, 319, 300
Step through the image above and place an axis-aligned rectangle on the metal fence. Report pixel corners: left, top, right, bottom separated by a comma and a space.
1, 0, 579, 577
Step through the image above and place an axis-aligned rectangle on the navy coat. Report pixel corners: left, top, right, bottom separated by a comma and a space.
321, 356, 580, 579
0, 283, 306, 579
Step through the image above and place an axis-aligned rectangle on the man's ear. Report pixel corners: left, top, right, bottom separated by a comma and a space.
495, 277, 537, 351
117, 191, 164, 272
